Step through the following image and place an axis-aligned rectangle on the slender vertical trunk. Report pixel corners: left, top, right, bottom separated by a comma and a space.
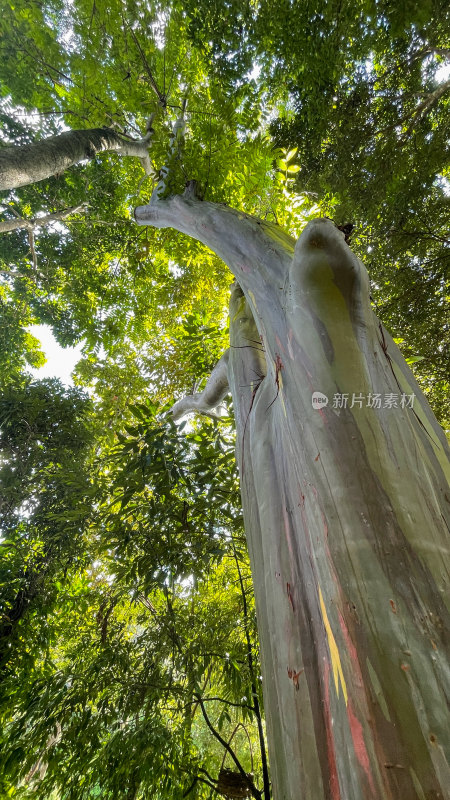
135, 194, 450, 800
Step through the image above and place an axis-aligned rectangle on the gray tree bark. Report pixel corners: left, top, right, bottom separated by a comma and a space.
0, 127, 153, 191
135, 192, 450, 800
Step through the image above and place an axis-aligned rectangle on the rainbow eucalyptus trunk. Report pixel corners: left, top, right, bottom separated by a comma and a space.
135, 189, 450, 800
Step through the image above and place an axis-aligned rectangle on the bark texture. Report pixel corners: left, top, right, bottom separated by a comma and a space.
135, 195, 450, 800
0, 128, 152, 191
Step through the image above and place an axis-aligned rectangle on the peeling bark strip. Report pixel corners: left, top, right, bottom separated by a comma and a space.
136, 195, 450, 800
0, 127, 153, 191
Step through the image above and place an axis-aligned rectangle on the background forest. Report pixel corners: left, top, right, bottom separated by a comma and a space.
0, 0, 449, 797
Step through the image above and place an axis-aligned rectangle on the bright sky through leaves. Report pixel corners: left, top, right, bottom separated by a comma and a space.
28, 325, 83, 385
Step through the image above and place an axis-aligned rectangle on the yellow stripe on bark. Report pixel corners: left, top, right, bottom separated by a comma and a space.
319, 587, 348, 704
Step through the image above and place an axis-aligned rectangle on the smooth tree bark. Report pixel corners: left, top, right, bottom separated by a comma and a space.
135, 189, 450, 800
0, 126, 154, 191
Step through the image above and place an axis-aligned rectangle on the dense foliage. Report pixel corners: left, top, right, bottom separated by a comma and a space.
0, 0, 449, 797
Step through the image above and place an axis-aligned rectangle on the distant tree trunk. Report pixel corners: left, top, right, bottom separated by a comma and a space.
135, 191, 450, 800
0, 127, 153, 191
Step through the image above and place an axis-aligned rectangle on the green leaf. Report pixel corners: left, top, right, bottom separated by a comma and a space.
285, 148, 298, 163
405, 355, 424, 364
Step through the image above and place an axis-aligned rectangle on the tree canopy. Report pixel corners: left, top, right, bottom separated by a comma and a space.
0, 0, 449, 797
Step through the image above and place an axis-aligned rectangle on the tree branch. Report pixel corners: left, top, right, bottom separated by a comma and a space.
188, 695, 255, 713
0, 127, 155, 191
182, 777, 199, 797
411, 47, 450, 63
0, 204, 87, 234
402, 79, 450, 139
198, 767, 219, 785
194, 693, 262, 800
134, 193, 293, 298
126, 24, 166, 105
171, 349, 230, 421
197, 776, 219, 792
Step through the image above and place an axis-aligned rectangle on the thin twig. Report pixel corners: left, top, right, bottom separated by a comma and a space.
127, 24, 165, 104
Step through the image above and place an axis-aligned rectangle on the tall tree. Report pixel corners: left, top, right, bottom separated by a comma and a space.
1, 1, 449, 798
134, 186, 450, 800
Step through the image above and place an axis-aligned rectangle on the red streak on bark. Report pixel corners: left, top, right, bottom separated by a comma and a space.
347, 701, 376, 794
275, 334, 286, 355
317, 407, 328, 424
337, 610, 361, 685
282, 506, 296, 565
287, 582, 295, 612
287, 328, 295, 360
337, 610, 377, 793
389, 599, 397, 613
